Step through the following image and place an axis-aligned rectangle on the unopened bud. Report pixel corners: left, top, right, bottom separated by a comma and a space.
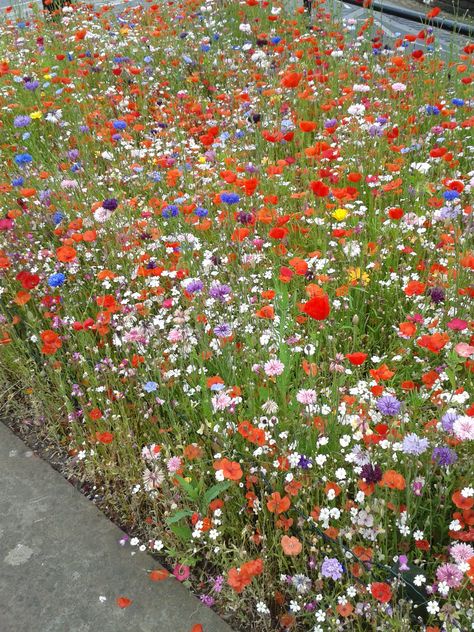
352, 314, 359, 326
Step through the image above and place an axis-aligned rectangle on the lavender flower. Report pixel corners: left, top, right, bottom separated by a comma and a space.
321, 557, 344, 580
214, 323, 232, 338
402, 433, 429, 456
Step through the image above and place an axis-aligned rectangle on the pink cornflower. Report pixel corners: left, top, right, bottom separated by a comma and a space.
450, 543, 474, 564
263, 359, 285, 377
168, 329, 183, 343
167, 456, 182, 473
436, 563, 464, 588
296, 389, 317, 405
453, 416, 474, 441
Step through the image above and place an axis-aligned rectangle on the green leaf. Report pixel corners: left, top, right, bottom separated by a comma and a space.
201, 481, 231, 512
169, 522, 192, 542
166, 510, 193, 525
175, 475, 200, 501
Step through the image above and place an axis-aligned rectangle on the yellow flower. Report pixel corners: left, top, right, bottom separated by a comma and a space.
44, 73, 51, 80
332, 208, 348, 221
348, 267, 370, 286
30, 111, 42, 119
198, 156, 206, 164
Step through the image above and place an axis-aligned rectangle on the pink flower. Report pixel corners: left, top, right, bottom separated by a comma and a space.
453, 416, 474, 441
263, 359, 285, 377
455, 342, 474, 358
167, 456, 182, 473
447, 318, 468, 331
173, 564, 190, 582
436, 563, 463, 588
450, 543, 474, 564
296, 389, 317, 405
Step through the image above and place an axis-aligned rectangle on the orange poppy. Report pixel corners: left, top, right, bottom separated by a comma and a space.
56, 245, 77, 263
281, 535, 302, 556
266, 492, 291, 515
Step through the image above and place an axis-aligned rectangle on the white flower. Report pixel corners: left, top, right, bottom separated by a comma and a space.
256, 601, 270, 614
426, 600, 440, 615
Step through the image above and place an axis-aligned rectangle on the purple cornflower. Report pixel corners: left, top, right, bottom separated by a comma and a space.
186, 279, 204, 293
102, 198, 118, 211
432, 446, 457, 467
377, 395, 402, 416
14, 115, 31, 128
321, 557, 344, 580
24, 79, 39, 90
360, 463, 383, 484
298, 455, 312, 469
214, 323, 232, 338
429, 286, 445, 304
402, 433, 429, 456
236, 211, 254, 224
209, 283, 232, 301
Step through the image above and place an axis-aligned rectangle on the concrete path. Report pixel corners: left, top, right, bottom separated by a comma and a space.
0, 423, 233, 632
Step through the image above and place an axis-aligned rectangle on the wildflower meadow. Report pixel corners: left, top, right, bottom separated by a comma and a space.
0, 0, 473, 629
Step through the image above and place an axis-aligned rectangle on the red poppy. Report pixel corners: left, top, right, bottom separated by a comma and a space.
16, 271, 40, 290
370, 582, 392, 603
309, 180, 330, 197
345, 352, 367, 366
96, 431, 114, 444
302, 294, 330, 320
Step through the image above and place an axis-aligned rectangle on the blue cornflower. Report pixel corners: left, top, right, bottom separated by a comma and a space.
443, 190, 459, 201
48, 273, 66, 288
112, 120, 127, 130
451, 98, 464, 106
194, 207, 208, 218
220, 192, 240, 204
425, 105, 440, 115
144, 381, 158, 393
14, 153, 33, 166
162, 205, 179, 218
53, 212, 64, 225
376, 395, 402, 416
402, 433, 429, 456
12, 177, 24, 187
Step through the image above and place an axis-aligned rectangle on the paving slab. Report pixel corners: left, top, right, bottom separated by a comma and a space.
0, 423, 234, 632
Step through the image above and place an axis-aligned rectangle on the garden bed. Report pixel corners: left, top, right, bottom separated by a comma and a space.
0, 1, 473, 630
